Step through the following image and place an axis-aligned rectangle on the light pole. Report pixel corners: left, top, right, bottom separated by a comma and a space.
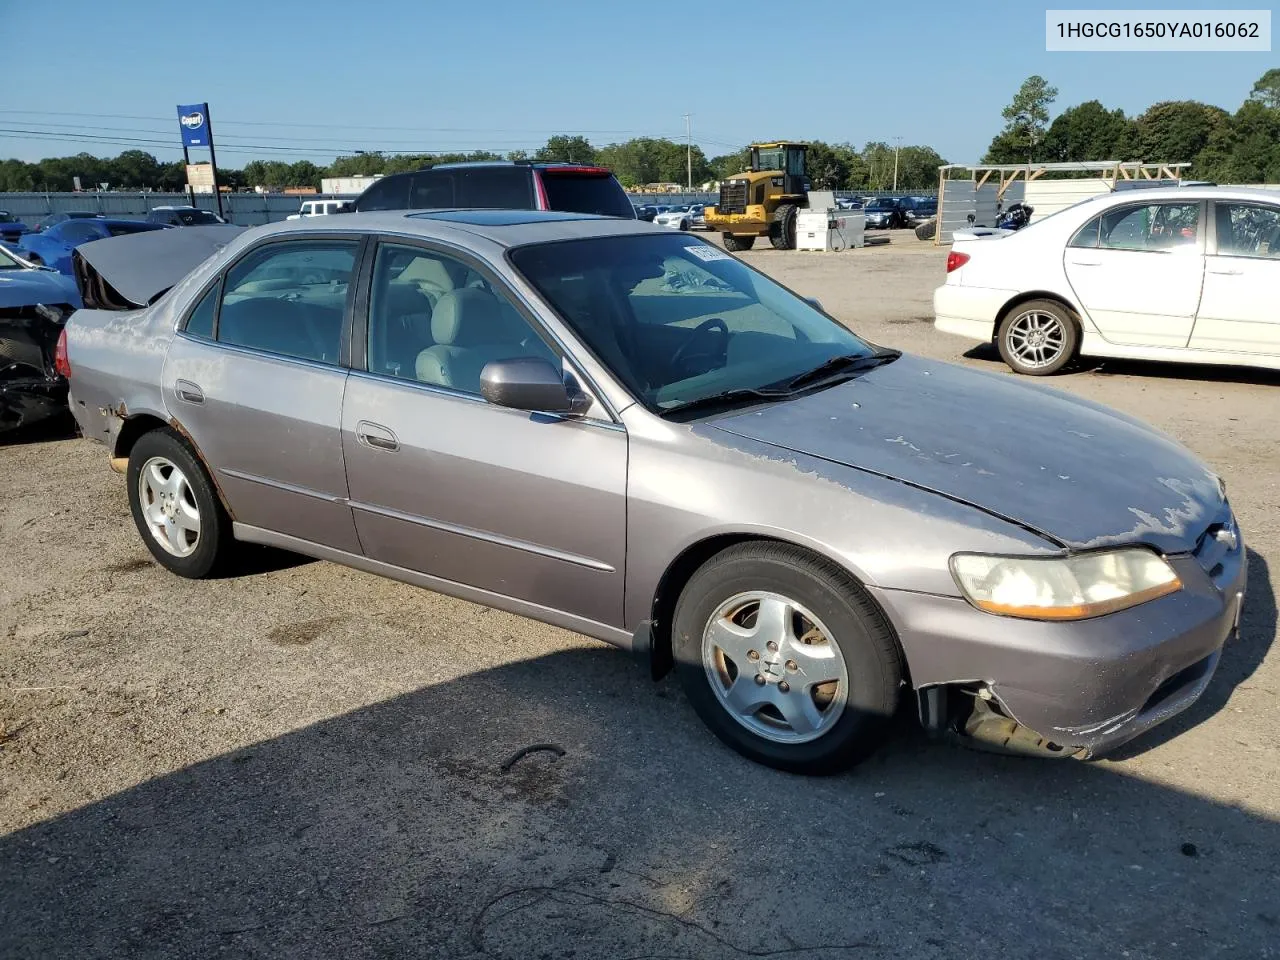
683, 113, 693, 190
892, 137, 903, 192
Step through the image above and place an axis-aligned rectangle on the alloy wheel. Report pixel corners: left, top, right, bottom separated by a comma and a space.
1006, 310, 1067, 369
701, 590, 849, 744
138, 456, 201, 557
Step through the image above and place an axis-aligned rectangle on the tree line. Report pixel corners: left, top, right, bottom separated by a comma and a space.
0, 134, 946, 194
5, 68, 1276, 196
984, 68, 1280, 183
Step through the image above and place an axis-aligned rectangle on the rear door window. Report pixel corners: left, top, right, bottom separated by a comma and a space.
356, 174, 411, 211
217, 240, 358, 364
410, 167, 534, 209
541, 171, 634, 217
1098, 202, 1200, 251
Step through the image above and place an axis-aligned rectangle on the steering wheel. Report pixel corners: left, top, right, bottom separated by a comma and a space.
670, 317, 729, 375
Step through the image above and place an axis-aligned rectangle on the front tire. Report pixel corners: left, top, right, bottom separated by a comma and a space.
127, 428, 234, 578
722, 233, 756, 252
673, 543, 902, 774
997, 299, 1079, 376
770, 203, 798, 250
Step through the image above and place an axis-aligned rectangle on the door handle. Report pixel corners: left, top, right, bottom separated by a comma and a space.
356, 420, 399, 452
1207, 267, 1242, 276
1069, 259, 1102, 267
175, 379, 204, 404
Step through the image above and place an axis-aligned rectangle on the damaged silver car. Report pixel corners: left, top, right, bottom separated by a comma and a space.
62, 211, 1246, 773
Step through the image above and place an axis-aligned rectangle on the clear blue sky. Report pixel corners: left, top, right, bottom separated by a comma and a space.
2, 0, 1274, 166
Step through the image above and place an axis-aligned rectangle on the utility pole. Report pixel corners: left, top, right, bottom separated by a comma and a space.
892, 136, 903, 192
683, 113, 692, 190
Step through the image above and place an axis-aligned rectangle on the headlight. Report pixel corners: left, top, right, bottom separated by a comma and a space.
949, 548, 1181, 620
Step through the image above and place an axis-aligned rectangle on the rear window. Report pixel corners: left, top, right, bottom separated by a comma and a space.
540, 171, 635, 218
410, 167, 533, 209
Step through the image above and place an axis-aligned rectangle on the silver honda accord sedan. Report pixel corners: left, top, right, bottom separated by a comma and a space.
62, 210, 1246, 774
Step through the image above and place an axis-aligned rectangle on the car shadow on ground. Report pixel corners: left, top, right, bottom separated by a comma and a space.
2, 645, 1277, 958
962, 342, 1280, 387
1107, 547, 1274, 759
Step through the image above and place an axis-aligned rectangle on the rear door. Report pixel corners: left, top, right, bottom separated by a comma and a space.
1190, 199, 1280, 355
1063, 199, 1206, 347
161, 236, 365, 552
340, 238, 627, 628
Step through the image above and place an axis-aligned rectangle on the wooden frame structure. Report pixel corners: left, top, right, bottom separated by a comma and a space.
932, 160, 1192, 244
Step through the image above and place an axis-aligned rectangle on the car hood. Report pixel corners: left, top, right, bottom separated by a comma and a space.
0, 268, 82, 309
710, 354, 1223, 553
72, 224, 245, 309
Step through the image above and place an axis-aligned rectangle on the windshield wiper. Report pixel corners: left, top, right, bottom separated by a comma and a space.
661, 386, 792, 418
782, 349, 900, 392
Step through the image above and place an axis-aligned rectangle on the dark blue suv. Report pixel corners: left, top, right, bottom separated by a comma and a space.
349, 161, 636, 219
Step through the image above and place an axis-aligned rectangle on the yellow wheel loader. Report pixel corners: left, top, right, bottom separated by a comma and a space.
704, 142, 809, 251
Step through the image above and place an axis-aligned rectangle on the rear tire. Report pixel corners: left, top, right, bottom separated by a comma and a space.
672, 542, 902, 774
722, 234, 756, 252
914, 218, 937, 241
996, 299, 1079, 376
127, 428, 234, 578
770, 203, 798, 250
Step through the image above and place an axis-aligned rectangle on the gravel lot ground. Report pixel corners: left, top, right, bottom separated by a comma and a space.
2, 229, 1278, 959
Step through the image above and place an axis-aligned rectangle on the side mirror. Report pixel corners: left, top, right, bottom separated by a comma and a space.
480, 358, 592, 416
804, 296, 824, 312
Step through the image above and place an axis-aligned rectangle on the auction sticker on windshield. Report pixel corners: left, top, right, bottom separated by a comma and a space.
685, 245, 731, 262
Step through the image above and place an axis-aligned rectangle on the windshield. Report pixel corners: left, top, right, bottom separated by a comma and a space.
865, 199, 897, 211
754, 148, 785, 171
510, 233, 875, 413
0, 247, 20, 269
0, 213, 14, 223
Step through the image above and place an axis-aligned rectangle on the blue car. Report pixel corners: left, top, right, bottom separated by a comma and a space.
18, 218, 169, 274
0, 244, 83, 431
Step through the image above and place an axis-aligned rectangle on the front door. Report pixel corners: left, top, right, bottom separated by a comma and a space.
340, 240, 627, 629
1190, 200, 1280, 355
1064, 199, 1206, 347
161, 237, 362, 552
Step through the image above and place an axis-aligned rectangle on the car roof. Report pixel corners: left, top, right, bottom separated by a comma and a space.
1096, 185, 1280, 203
247, 209, 659, 248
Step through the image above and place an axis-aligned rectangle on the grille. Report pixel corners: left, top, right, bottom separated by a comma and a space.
718, 180, 748, 215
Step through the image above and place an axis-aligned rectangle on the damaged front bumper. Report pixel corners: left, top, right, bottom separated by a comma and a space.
869, 517, 1247, 758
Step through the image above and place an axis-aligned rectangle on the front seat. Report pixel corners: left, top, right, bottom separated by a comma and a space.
415, 288, 528, 391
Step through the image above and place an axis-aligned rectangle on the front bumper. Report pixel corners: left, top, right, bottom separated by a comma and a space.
868, 534, 1247, 757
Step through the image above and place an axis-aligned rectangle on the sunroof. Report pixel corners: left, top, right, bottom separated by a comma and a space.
408, 210, 604, 226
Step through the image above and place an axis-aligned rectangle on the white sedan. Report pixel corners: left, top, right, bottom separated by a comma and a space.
934, 186, 1280, 375
654, 204, 702, 230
